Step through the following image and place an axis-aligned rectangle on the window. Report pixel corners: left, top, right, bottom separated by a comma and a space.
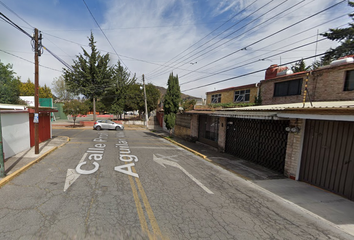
344, 70, 354, 91
211, 94, 221, 103
234, 89, 250, 102
274, 79, 302, 97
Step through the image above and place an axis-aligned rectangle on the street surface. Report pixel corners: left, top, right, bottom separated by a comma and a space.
0, 128, 351, 239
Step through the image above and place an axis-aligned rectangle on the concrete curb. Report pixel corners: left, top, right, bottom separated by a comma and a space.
157, 135, 207, 159
0, 136, 70, 188
152, 132, 251, 181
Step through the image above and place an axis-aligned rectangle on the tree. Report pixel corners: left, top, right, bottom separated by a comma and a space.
181, 98, 196, 112
321, 1, 354, 63
0, 61, 22, 104
19, 79, 35, 96
291, 59, 311, 73
52, 76, 75, 100
63, 32, 113, 121
163, 73, 181, 136
19, 79, 53, 98
145, 83, 161, 113
101, 61, 137, 119
63, 100, 89, 127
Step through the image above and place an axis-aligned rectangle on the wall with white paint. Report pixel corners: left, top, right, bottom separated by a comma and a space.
1, 112, 30, 159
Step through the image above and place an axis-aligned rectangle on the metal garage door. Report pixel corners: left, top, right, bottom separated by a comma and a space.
225, 118, 289, 173
300, 120, 354, 201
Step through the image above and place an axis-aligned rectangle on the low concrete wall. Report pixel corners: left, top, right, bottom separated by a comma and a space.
80, 120, 123, 126
123, 120, 145, 125
1, 111, 30, 159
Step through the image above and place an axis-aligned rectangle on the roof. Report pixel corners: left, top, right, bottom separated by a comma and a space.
187, 101, 354, 121
223, 101, 354, 111
0, 103, 27, 110
206, 83, 257, 95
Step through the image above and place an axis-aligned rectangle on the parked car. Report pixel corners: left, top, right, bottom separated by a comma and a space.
93, 120, 124, 130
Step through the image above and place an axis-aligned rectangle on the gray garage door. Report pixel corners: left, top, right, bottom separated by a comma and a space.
300, 120, 354, 201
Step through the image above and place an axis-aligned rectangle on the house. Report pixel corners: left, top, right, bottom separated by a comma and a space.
0, 103, 57, 159
175, 57, 354, 201
206, 83, 258, 104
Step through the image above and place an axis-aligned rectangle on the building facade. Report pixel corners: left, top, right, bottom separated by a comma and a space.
176, 58, 354, 201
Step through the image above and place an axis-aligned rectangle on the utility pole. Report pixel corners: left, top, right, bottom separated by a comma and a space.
0, 112, 5, 177
34, 28, 41, 154
142, 74, 148, 128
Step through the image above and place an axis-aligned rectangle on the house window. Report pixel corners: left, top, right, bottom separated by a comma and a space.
234, 89, 250, 102
211, 94, 221, 103
274, 79, 302, 97
344, 70, 354, 91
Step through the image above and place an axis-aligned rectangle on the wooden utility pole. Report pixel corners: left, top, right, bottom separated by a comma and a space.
34, 28, 40, 154
142, 74, 148, 128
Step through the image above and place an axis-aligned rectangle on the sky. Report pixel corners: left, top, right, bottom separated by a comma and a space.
0, 0, 352, 99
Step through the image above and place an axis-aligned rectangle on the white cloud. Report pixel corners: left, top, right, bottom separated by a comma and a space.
0, 0, 351, 100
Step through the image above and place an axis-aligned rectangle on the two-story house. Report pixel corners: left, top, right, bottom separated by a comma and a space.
176, 57, 354, 201
205, 83, 258, 104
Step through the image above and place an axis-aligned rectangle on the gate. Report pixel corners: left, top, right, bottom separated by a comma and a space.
300, 120, 354, 201
225, 118, 289, 173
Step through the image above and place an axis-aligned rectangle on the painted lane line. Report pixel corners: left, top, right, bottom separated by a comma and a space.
153, 154, 214, 194
63, 153, 87, 192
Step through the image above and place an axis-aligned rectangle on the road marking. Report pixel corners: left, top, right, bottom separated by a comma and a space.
153, 154, 214, 194
128, 172, 150, 236
129, 165, 163, 240
63, 153, 87, 192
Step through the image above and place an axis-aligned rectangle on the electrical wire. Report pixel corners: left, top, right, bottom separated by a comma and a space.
82, 0, 130, 72
182, 53, 326, 92
146, 0, 259, 76
0, 0, 34, 28
0, 48, 62, 72
147, 0, 345, 80
0, 12, 32, 39
146, 0, 305, 79
177, 0, 346, 81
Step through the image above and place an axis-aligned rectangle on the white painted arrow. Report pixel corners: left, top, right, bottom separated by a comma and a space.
153, 154, 213, 194
64, 153, 87, 192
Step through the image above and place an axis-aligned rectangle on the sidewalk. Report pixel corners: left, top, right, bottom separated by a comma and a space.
1, 127, 353, 237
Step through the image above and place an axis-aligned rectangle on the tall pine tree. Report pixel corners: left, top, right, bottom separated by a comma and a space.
163, 73, 181, 136
321, 1, 354, 63
63, 32, 113, 121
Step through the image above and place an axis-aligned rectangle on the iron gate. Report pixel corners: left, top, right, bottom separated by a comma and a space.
225, 118, 289, 173
300, 120, 354, 201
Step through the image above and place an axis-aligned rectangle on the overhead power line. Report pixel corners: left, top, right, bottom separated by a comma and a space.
146, 0, 259, 76
0, 48, 62, 72
146, 0, 305, 80
182, 53, 326, 93
0, 0, 34, 28
82, 0, 129, 71
0, 12, 32, 38
177, 0, 346, 81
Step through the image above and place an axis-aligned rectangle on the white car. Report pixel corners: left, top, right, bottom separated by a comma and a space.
93, 120, 124, 130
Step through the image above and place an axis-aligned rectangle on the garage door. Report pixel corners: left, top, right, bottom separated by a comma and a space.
226, 118, 289, 173
300, 120, 354, 201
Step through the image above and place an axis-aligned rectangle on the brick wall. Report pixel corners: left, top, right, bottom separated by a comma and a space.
284, 119, 304, 179
218, 117, 227, 152
261, 63, 354, 105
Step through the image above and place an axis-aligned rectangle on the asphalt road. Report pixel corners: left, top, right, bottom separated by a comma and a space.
0, 128, 351, 239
